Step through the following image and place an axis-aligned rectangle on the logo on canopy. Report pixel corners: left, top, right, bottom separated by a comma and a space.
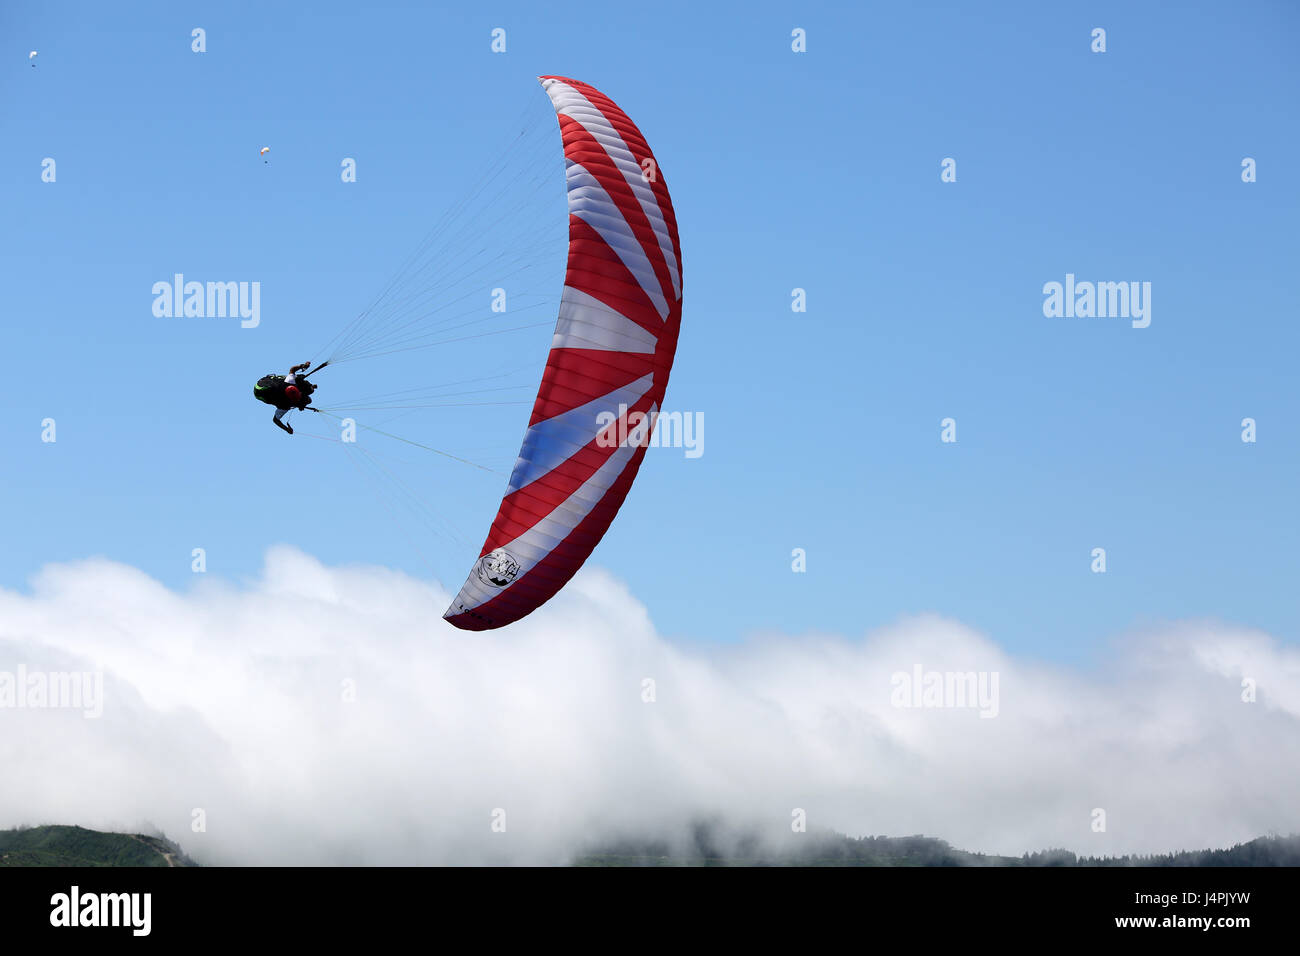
476, 549, 521, 588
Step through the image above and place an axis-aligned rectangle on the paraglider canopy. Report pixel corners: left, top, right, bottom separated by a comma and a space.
28, 51, 37, 66
294, 76, 682, 631
441, 76, 684, 631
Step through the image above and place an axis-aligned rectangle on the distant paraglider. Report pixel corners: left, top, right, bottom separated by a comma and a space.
29, 51, 37, 67
259, 146, 270, 164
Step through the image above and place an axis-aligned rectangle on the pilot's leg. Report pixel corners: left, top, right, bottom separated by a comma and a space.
273, 406, 293, 434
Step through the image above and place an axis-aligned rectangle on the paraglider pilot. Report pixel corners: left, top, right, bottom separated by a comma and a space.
253, 362, 317, 435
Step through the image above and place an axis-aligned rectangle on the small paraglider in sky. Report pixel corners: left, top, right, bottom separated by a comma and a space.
29, 51, 38, 67
259, 146, 270, 164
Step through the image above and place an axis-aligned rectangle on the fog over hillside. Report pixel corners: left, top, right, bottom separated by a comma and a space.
1, 548, 1296, 865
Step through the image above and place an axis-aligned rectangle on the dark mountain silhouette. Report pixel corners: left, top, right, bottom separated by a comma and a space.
0, 825, 195, 867
570, 820, 1300, 866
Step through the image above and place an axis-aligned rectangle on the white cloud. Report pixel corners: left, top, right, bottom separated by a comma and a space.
0, 546, 1296, 864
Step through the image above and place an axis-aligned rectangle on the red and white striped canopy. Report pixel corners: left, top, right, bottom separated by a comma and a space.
443, 77, 683, 630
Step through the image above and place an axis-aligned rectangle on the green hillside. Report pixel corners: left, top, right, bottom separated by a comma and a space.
571, 824, 1300, 867
0, 825, 194, 867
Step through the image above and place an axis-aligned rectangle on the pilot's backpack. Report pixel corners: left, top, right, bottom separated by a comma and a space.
253, 374, 286, 406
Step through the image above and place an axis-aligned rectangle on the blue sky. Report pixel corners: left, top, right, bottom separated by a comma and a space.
2, 0, 1297, 663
